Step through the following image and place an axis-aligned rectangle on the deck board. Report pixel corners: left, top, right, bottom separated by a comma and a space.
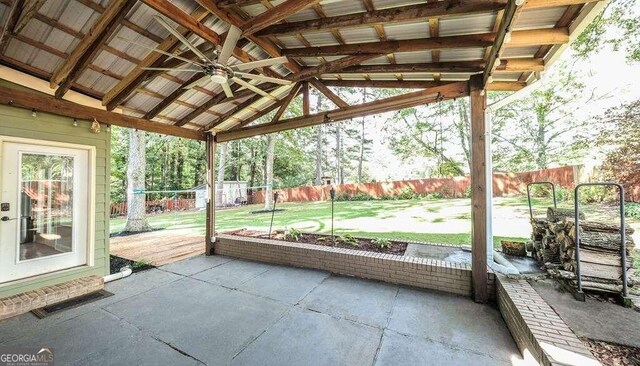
110, 229, 205, 266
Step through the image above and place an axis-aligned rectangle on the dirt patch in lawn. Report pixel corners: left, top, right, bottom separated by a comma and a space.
110, 255, 155, 274
230, 229, 407, 255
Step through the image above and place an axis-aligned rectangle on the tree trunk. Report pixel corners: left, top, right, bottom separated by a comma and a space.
335, 125, 343, 184
315, 94, 324, 186
264, 135, 276, 210
123, 129, 151, 232
358, 117, 365, 183
455, 99, 472, 172
216, 142, 227, 207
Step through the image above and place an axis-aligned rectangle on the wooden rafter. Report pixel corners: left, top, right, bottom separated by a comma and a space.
13, 0, 45, 34
0, 85, 205, 140
301, 81, 310, 116
143, 73, 204, 120
0, 0, 24, 53
483, 0, 521, 86
343, 61, 486, 74
203, 93, 264, 130
322, 80, 445, 89
54, 0, 136, 98
216, 82, 469, 142
486, 81, 526, 91
240, 0, 320, 36
51, 0, 132, 90
195, 0, 302, 73
101, 8, 209, 110
282, 29, 568, 57
270, 82, 302, 123
429, 18, 441, 81
257, 0, 507, 37
308, 78, 348, 109
290, 54, 384, 82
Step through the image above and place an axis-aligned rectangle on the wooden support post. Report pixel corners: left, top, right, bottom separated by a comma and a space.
469, 74, 491, 303
205, 134, 217, 255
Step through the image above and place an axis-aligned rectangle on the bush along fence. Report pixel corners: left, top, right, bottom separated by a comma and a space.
110, 199, 196, 217
254, 166, 580, 204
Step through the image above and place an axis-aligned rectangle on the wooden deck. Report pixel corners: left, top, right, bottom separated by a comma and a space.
110, 229, 204, 266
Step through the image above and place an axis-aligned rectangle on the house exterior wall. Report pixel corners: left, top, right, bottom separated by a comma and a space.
0, 103, 110, 298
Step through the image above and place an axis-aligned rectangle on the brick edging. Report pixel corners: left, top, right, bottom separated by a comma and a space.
0, 275, 104, 321
496, 276, 600, 366
215, 234, 495, 299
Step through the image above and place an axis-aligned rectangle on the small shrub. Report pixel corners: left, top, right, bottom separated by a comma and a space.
284, 227, 302, 241
372, 238, 391, 249
626, 202, 640, 219
336, 234, 358, 246
132, 260, 152, 271
463, 186, 472, 198
396, 186, 416, 200
579, 186, 609, 204
424, 192, 443, 200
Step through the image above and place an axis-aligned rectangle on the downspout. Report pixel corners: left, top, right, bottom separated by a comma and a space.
104, 267, 133, 283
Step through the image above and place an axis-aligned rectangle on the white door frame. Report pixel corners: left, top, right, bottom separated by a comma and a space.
0, 136, 96, 285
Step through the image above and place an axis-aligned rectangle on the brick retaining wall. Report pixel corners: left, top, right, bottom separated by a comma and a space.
496, 276, 600, 366
215, 234, 495, 299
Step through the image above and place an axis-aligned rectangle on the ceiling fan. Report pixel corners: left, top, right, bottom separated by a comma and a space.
119, 15, 291, 99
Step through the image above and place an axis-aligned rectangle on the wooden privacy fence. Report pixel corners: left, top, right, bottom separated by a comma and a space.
253, 166, 580, 204
110, 199, 196, 217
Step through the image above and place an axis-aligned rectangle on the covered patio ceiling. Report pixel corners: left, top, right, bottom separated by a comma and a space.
0, 0, 604, 142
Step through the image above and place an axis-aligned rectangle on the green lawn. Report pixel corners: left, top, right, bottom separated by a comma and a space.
110, 196, 573, 248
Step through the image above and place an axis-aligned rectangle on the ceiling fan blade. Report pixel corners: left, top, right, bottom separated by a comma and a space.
235, 72, 291, 85
141, 67, 202, 72
232, 56, 289, 71
221, 82, 234, 98
218, 25, 242, 65
183, 75, 209, 89
117, 36, 204, 67
232, 77, 273, 99
154, 15, 213, 63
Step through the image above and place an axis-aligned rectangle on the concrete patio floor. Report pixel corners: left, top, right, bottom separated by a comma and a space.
0, 255, 524, 366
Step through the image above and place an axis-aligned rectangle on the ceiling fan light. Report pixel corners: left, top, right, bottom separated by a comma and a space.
209, 69, 228, 83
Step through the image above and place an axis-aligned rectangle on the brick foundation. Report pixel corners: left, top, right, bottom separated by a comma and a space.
496, 276, 600, 366
0, 275, 104, 320
216, 234, 495, 299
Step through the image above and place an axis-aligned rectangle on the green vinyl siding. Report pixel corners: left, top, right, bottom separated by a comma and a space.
0, 103, 110, 298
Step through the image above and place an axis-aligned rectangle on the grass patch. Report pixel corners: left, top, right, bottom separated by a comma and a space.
455, 213, 471, 220
431, 217, 445, 223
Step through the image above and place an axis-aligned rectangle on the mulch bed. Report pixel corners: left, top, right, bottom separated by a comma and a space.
231, 229, 407, 255
110, 255, 154, 275
581, 338, 640, 366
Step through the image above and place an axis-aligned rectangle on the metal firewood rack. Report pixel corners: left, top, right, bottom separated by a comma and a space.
573, 183, 628, 302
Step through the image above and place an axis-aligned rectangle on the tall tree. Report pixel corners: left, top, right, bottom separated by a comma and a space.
492, 64, 602, 170
264, 135, 276, 210
216, 142, 228, 206
123, 129, 151, 232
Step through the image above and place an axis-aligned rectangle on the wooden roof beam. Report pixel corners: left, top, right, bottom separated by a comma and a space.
215, 82, 468, 142
309, 78, 349, 109
101, 8, 209, 110
270, 82, 302, 123
523, 0, 599, 9
13, 0, 46, 34
486, 81, 526, 91
343, 61, 486, 74
195, 0, 302, 73
289, 54, 384, 81
282, 28, 568, 57
203, 93, 264, 130
0, 0, 24, 53
240, 0, 320, 36
53, 0, 136, 99
257, 0, 507, 37
483, 0, 521, 86
322, 80, 447, 89
0, 85, 205, 140
51, 0, 132, 90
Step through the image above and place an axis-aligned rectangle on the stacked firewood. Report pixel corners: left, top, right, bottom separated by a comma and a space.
531, 208, 636, 294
